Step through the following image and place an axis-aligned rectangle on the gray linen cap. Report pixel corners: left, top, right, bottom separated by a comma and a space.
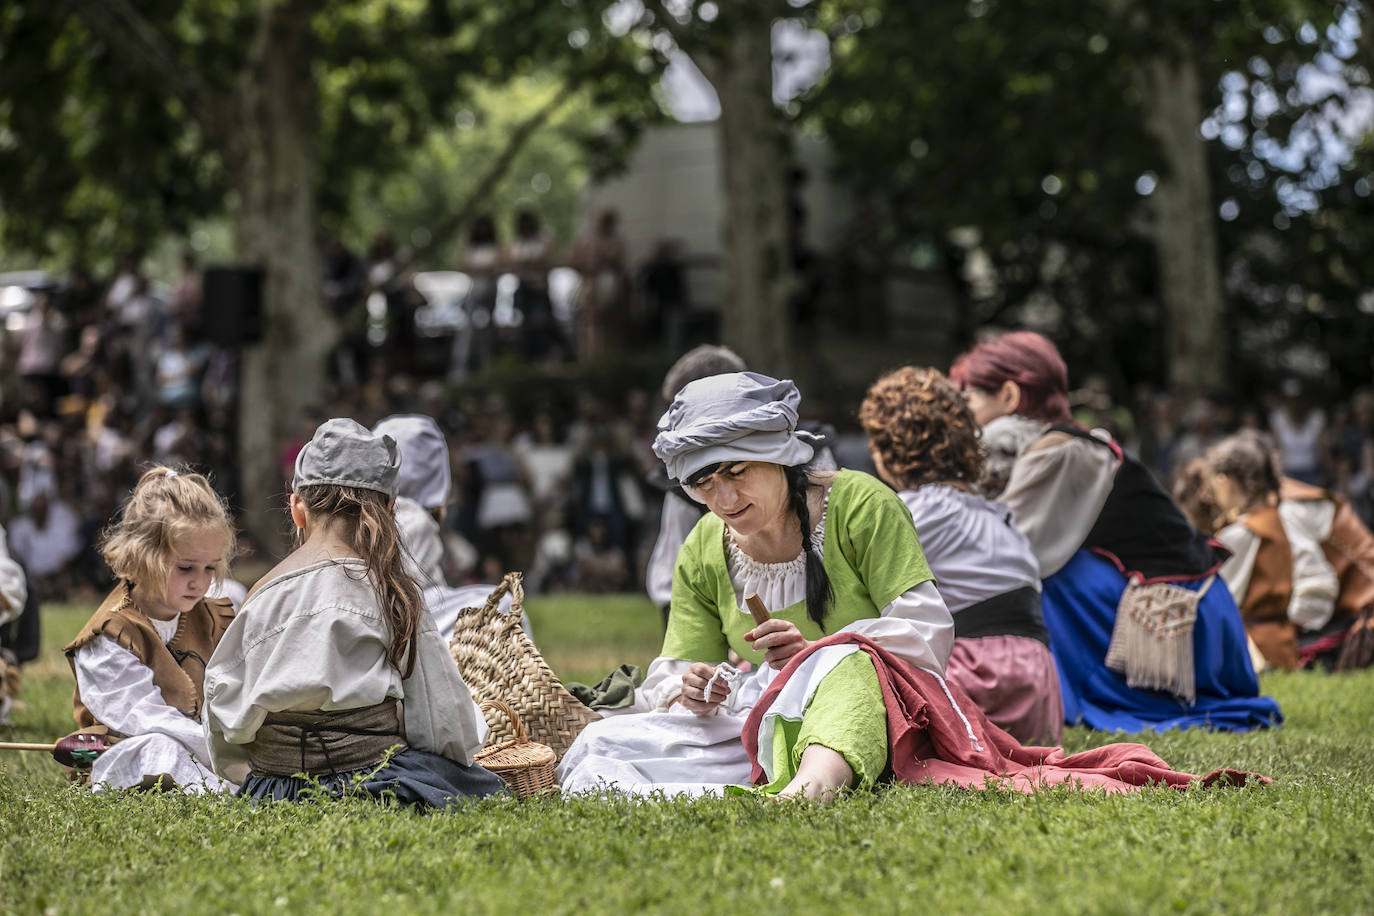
293, 418, 400, 497
652, 371, 818, 482
372, 414, 451, 509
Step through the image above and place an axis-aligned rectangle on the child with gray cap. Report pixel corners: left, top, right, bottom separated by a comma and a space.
203, 419, 508, 807
372, 414, 529, 642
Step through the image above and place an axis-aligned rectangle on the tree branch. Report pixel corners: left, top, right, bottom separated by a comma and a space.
70, 0, 224, 130
407, 81, 580, 264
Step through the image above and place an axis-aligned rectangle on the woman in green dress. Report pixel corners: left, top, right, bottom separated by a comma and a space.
557, 372, 954, 798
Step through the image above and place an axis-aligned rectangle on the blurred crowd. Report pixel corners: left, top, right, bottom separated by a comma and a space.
1, 221, 1371, 606
1072, 376, 1374, 529
0, 205, 694, 601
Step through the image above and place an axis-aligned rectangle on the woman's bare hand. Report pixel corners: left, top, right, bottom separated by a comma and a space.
745, 618, 810, 670
679, 661, 731, 715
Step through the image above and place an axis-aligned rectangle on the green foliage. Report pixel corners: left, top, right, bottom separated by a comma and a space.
0, 0, 663, 272
807, 0, 1374, 393
343, 76, 613, 262
4, 600, 1374, 914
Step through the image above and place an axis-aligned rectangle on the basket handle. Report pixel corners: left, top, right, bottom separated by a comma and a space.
479, 698, 528, 744
479, 571, 525, 632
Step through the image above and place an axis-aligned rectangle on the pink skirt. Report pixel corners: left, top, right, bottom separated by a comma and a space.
946, 635, 1063, 745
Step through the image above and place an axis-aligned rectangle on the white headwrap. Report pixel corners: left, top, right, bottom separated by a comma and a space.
652, 372, 819, 482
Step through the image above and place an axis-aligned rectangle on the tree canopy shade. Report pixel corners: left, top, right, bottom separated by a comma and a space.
806, 0, 1373, 396
0, 0, 662, 549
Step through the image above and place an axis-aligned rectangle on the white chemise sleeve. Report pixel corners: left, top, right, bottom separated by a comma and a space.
838, 579, 954, 675
400, 620, 489, 764
73, 637, 215, 761
1000, 435, 1118, 578
0, 526, 26, 627
1278, 498, 1339, 630
1216, 521, 1261, 608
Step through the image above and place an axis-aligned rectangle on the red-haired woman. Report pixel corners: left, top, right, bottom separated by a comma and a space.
950, 332, 1280, 733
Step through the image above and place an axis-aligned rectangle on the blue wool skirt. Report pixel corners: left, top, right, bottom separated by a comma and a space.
238, 747, 510, 809
1042, 549, 1283, 733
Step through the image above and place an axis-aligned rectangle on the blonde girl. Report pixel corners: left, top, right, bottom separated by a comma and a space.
204, 419, 506, 808
62, 467, 237, 791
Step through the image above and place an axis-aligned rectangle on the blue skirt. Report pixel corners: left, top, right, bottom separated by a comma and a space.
238, 747, 510, 809
1042, 549, 1283, 733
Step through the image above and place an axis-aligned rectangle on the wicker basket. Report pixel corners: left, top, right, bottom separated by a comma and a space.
474, 699, 557, 798
449, 572, 599, 759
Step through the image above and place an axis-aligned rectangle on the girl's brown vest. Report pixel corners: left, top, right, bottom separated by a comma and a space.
63, 584, 235, 733
1239, 506, 1299, 671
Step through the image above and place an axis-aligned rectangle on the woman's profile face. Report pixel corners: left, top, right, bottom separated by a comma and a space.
686, 461, 789, 538
962, 382, 1017, 427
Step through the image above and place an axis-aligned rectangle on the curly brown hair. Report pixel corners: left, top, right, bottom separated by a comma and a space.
860, 367, 984, 490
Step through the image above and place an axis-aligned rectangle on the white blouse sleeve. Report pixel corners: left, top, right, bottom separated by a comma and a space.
1216, 521, 1261, 607
400, 622, 488, 764
638, 656, 693, 711
74, 637, 214, 761
0, 526, 26, 627
1279, 499, 1340, 630
1000, 436, 1118, 578
839, 579, 954, 675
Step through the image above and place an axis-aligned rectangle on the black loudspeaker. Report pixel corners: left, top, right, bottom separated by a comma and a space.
202, 266, 265, 346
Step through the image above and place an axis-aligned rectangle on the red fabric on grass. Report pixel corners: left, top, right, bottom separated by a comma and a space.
741, 633, 1267, 793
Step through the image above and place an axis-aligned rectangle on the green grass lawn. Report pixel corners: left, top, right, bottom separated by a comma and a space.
3, 598, 1373, 915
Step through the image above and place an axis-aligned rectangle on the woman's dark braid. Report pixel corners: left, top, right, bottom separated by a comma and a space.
785, 465, 833, 629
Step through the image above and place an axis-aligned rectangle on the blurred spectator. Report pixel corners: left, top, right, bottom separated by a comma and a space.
16, 293, 68, 417
152, 407, 203, 466
101, 252, 145, 317
1270, 377, 1326, 485
167, 251, 202, 333
1071, 375, 1134, 443
570, 408, 641, 591
1349, 389, 1374, 526
1172, 397, 1226, 473
59, 325, 106, 402
322, 234, 369, 387
640, 239, 688, 353
462, 401, 534, 575
568, 207, 628, 359
506, 209, 566, 363
366, 231, 420, 377
8, 488, 82, 600
154, 326, 206, 408
452, 216, 502, 380
573, 516, 629, 593
514, 409, 573, 519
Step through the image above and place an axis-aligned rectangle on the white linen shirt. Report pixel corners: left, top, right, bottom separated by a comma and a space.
203, 558, 487, 785
73, 614, 231, 793
899, 484, 1041, 612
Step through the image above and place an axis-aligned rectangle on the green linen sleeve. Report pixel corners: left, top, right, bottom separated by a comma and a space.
836, 473, 934, 610
660, 520, 731, 663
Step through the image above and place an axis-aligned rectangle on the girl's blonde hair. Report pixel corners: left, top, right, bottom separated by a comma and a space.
99, 467, 236, 598
294, 484, 422, 678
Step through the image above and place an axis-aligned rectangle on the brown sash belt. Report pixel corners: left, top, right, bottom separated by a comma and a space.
247, 701, 407, 778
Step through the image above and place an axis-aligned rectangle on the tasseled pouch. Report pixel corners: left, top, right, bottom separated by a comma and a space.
1105, 576, 1210, 705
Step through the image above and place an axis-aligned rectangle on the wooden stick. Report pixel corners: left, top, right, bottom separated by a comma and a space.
744, 592, 771, 626
0, 742, 55, 752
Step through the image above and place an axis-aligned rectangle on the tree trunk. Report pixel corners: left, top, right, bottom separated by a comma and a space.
1140, 52, 1226, 396
225, 2, 335, 556
700, 25, 798, 377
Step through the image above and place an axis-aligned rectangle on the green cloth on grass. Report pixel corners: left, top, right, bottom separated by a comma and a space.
565, 664, 643, 710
